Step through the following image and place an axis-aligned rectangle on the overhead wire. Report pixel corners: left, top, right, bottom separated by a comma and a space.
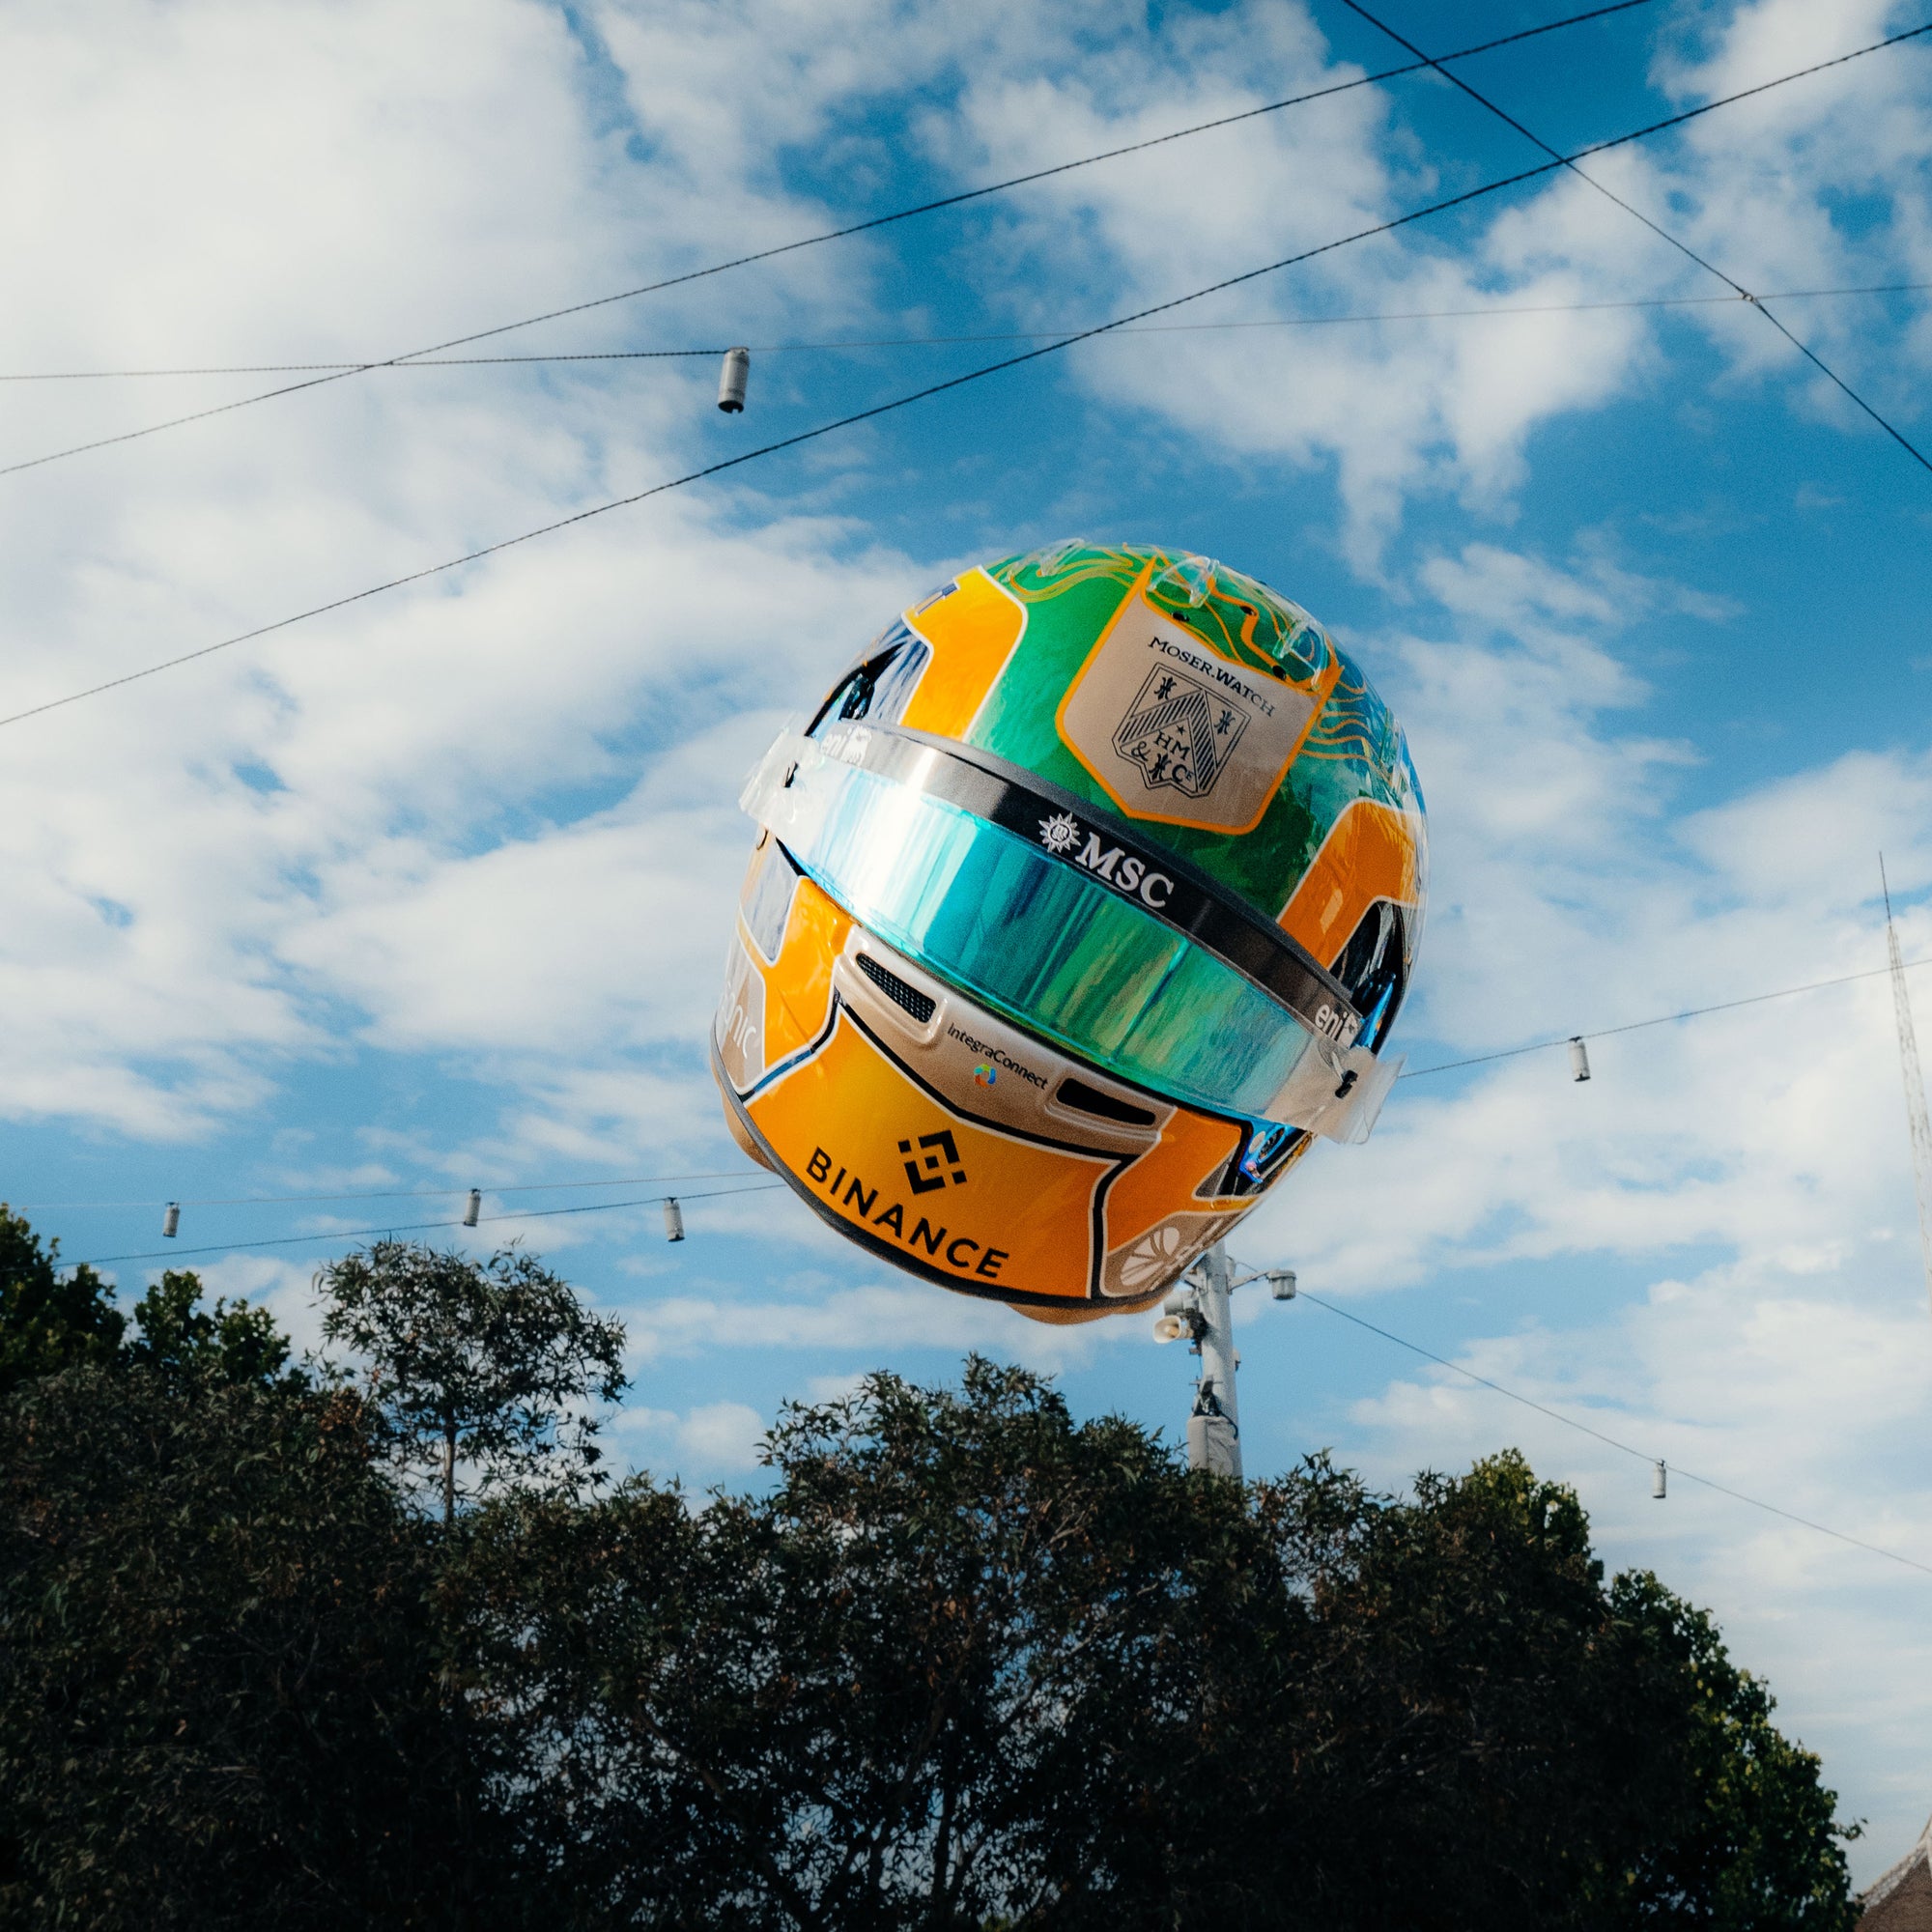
1339, 0, 1932, 473
71, 1177, 788, 1267
1259, 1275, 1932, 1579
47, 937, 1931, 1250
0, 0, 1663, 480
24, 944, 1927, 1220
13, 1168, 750, 1212
6, 18, 1924, 736
7, 278, 1928, 381
1402, 952, 1932, 1080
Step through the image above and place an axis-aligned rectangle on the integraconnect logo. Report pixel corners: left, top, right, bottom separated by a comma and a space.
946, 1024, 1046, 1090
805, 1145, 1009, 1282
1036, 811, 1174, 910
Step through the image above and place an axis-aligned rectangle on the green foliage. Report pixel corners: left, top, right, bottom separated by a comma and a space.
445, 1358, 1274, 1927
439, 1372, 1857, 1932
0, 1365, 527, 1930
127, 1268, 295, 1388
0, 1208, 1858, 1932
317, 1241, 629, 1525
0, 1202, 123, 1393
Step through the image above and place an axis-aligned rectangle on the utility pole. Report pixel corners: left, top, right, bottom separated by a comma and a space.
1186, 1241, 1242, 1478
1154, 1242, 1298, 1479
1881, 858, 1932, 1319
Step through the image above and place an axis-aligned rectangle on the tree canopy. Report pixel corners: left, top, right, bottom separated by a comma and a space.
0, 1216, 1860, 1929
0, 1202, 123, 1393
318, 1240, 629, 1524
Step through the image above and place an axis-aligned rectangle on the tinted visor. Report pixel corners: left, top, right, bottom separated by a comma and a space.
756, 747, 1318, 1121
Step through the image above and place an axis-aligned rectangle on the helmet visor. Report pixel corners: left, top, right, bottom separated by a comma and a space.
753, 741, 1318, 1122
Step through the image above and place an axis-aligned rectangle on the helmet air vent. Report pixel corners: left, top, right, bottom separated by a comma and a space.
1055, 1077, 1157, 1128
855, 952, 936, 1024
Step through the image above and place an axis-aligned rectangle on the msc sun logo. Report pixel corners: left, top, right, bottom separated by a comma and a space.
1037, 810, 1082, 854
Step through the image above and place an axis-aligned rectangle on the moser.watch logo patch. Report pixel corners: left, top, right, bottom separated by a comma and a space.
1058, 593, 1322, 833
805, 1145, 1009, 1280
1112, 666, 1249, 799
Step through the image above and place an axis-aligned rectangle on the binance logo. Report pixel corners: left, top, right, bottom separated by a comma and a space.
898, 1129, 967, 1195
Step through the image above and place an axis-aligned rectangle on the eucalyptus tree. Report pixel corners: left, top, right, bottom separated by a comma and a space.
318, 1240, 627, 1526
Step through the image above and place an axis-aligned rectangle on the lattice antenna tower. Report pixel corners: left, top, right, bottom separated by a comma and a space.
1881, 857, 1932, 1319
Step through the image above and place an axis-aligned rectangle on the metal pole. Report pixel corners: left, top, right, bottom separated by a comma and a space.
1185, 1239, 1241, 1479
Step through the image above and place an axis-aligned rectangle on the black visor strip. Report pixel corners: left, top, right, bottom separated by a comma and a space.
812, 721, 1362, 1043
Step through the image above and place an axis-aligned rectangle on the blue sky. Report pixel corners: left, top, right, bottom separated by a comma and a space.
4, 0, 1932, 1878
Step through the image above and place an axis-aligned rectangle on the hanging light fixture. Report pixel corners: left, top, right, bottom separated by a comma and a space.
663, 1197, 686, 1242
463, 1188, 481, 1228
716, 347, 750, 413
161, 1202, 181, 1238
1569, 1037, 1592, 1083
1652, 1460, 1667, 1500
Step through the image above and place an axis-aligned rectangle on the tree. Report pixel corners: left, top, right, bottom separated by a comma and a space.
0, 1203, 123, 1393
318, 1241, 628, 1526
1223, 1449, 1858, 1931
0, 1363, 528, 1928
441, 1364, 1860, 1931
447, 1357, 1267, 1928
127, 1268, 295, 1388
0, 1292, 1857, 1929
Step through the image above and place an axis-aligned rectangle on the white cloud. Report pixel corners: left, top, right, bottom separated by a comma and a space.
618, 1398, 768, 1473
5, 0, 1931, 1881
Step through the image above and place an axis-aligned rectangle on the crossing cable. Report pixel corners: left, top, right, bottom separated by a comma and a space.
1340, 0, 1932, 474
28, 945, 1931, 1215
3, 19, 1925, 737
1261, 1275, 1932, 1579
0, 0, 1662, 483
72, 1177, 788, 1267
8, 278, 1928, 382
12, 1168, 749, 1212
1401, 952, 1932, 1080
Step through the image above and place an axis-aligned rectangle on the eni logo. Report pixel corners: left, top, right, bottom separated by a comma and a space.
973, 1063, 997, 1087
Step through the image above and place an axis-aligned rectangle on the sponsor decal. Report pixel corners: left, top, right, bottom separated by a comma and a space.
1038, 810, 1082, 854
1112, 666, 1249, 799
805, 1145, 1009, 1280
946, 1022, 1046, 1089
1058, 593, 1321, 833
1034, 812, 1175, 910
897, 1128, 966, 1195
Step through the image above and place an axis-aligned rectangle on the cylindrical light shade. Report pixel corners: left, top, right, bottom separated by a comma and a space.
717, 347, 750, 413
1653, 1460, 1667, 1500
463, 1188, 481, 1228
663, 1197, 686, 1242
1569, 1037, 1591, 1083
161, 1202, 180, 1238
1267, 1267, 1297, 1300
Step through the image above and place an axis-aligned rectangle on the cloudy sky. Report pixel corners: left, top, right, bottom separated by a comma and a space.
5, 0, 1932, 1876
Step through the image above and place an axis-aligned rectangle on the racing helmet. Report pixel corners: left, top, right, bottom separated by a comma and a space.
713, 542, 1426, 1322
